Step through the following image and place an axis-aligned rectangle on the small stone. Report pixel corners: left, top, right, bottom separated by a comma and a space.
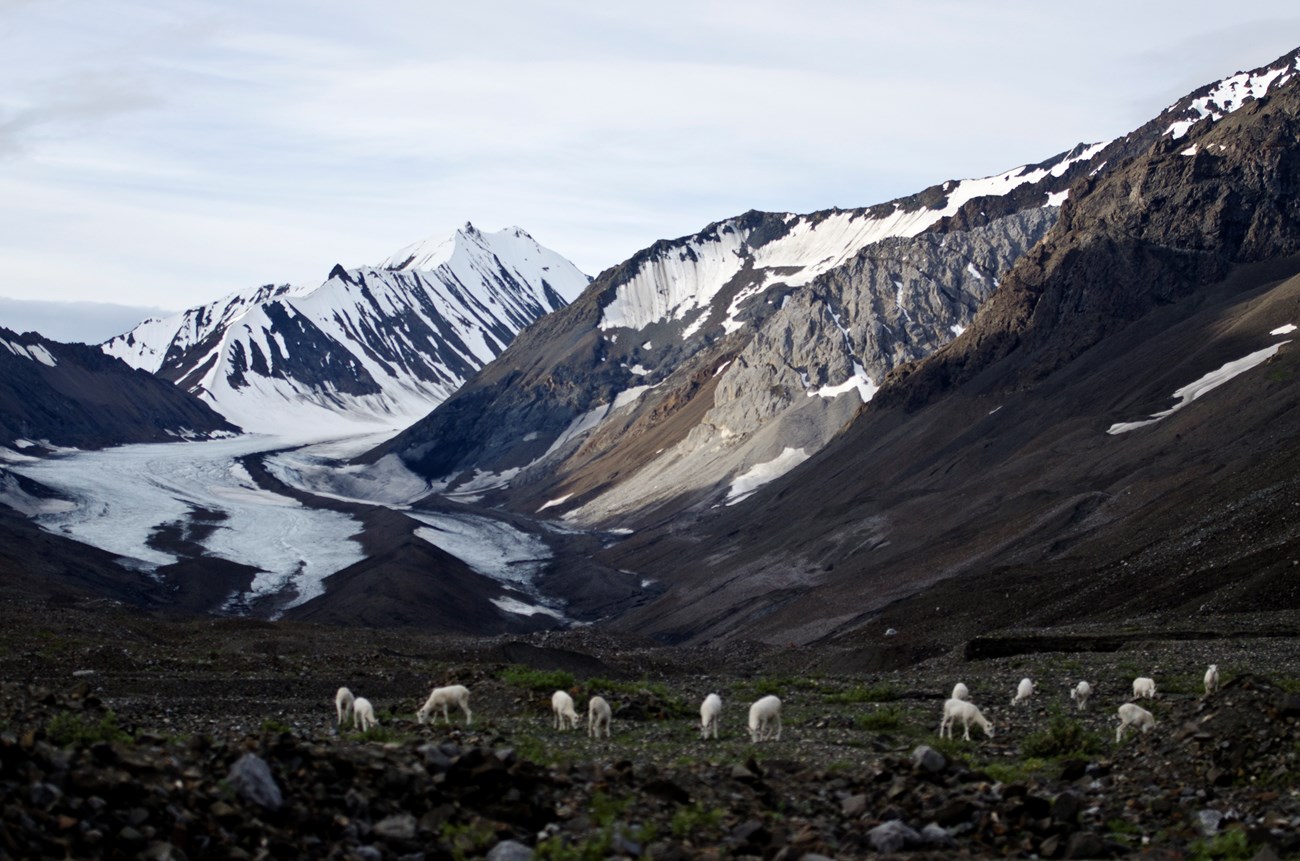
912, 745, 947, 774
1198, 809, 1224, 837
1053, 791, 1085, 826
1064, 831, 1109, 859
731, 764, 758, 781
374, 813, 418, 841
841, 794, 869, 817
486, 839, 535, 861
227, 753, 282, 811
920, 823, 955, 847
868, 820, 921, 853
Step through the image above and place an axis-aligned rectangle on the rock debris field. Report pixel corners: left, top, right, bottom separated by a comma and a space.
2, 603, 1299, 860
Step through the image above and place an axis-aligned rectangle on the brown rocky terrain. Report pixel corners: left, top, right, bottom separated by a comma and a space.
3, 598, 1299, 859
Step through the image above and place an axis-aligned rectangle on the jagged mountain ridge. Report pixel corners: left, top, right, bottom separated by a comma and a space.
362, 51, 1300, 528
103, 224, 590, 435
597, 48, 1300, 654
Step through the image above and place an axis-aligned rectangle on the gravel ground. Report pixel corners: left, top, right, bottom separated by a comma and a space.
2, 600, 1299, 859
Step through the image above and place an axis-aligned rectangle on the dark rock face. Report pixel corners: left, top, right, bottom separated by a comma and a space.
598, 51, 1300, 651
0, 326, 238, 449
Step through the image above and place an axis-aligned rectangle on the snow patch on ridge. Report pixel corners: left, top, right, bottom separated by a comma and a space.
1164, 55, 1298, 139
724, 447, 810, 505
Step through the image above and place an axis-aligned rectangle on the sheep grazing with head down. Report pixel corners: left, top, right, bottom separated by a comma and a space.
1132, 677, 1157, 699
351, 697, 377, 732
335, 687, 355, 725
748, 695, 782, 742
1204, 664, 1220, 695
1070, 681, 1092, 711
939, 698, 994, 740
1011, 677, 1034, 706
951, 682, 969, 701
700, 693, 722, 740
1116, 702, 1155, 742
551, 690, 580, 731
417, 684, 472, 726
588, 696, 612, 738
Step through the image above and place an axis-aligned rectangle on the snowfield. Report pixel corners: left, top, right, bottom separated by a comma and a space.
9, 436, 366, 609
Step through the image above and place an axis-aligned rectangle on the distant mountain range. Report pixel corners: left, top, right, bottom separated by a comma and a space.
5, 47, 1300, 653
103, 224, 590, 434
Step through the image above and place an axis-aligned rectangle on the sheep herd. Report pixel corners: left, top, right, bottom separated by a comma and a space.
332, 663, 1223, 747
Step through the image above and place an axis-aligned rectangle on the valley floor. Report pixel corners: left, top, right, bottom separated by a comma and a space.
2, 600, 1299, 859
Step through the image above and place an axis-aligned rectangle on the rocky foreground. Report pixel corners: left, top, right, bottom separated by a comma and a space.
1, 602, 1299, 860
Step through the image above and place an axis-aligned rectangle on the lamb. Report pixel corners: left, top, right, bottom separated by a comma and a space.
335, 686, 355, 725
1070, 681, 1092, 711
588, 695, 612, 738
1204, 664, 1220, 695
1132, 677, 1157, 699
748, 695, 782, 742
1011, 677, 1034, 705
416, 684, 472, 726
939, 697, 995, 741
700, 693, 722, 740
1116, 702, 1155, 742
351, 697, 377, 732
552, 690, 580, 730
951, 682, 969, 701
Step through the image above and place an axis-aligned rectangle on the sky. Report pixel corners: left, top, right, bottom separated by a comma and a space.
2, 2, 1299, 343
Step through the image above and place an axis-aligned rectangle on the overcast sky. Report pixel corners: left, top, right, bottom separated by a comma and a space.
2, 2, 1299, 343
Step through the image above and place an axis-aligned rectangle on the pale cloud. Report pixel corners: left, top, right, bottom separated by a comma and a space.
0, 0, 1298, 321
0, 297, 172, 344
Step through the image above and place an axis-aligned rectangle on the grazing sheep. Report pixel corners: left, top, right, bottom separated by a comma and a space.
700, 693, 722, 740
1070, 681, 1092, 711
1116, 702, 1155, 742
951, 682, 969, 701
939, 698, 995, 741
1132, 677, 1157, 699
1204, 664, 1220, 695
417, 684, 472, 726
351, 697, 377, 732
1011, 677, 1034, 705
748, 695, 782, 742
335, 686, 355, 725
588, 696, 612, 738
552, 690, 580, 730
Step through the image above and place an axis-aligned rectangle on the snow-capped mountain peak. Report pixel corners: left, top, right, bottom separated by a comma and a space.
103, 224, 591, 436
1163, 49, 1300, 139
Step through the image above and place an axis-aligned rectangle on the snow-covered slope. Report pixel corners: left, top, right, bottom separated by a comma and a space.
103, 224, 589, 435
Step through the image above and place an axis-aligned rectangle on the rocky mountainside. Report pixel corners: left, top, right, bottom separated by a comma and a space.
103, 225, 589, 435
361, 50, 1300, 532
596, 49, 1300, 654
0, 326, 237, 450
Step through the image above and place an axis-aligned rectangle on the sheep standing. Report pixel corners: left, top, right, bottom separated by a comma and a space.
588, 696, 612, 738
939, 698, 995, 741
748, 695, 782, 742
351, 697, 378, 732
1011, 677, 1034, 706
335, 686, 355, 725
1204, 664, 1220, 695
552, 690, 580, 730
1132, 677, 1157, 699
1116, 702, 1155, 742
700, 693, 722, 740
1069, 681, 1092, 711
417, 684, 472, 726
951, 682, 969, 701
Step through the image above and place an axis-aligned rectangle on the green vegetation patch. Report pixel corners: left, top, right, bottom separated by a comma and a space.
45, 710, 130, 747
1020, 715, 1106, 759
501, 665, 576, 692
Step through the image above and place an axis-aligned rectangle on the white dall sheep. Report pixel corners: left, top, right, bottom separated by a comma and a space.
951, 682, 970, 701
748, 695, 782, 743
939, 698, 995, 741
335, 686, 355, 725
1204, 664, 1220, 695
1116, 702, 1155, 743
552, 690, 580, 731
1070, 681, 1092, 711
1132, 677, 1157, 699
417, 684, 472, 726
700, 693, 722, 740
351, 697, 378, 732
1011, 677, 1035, 706
588, 696, 612, 738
